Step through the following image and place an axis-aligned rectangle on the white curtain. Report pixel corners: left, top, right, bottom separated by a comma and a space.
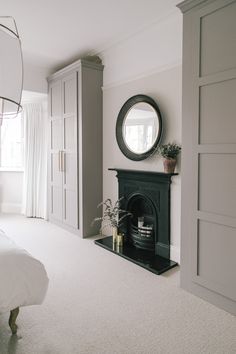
22, 102, 47, 218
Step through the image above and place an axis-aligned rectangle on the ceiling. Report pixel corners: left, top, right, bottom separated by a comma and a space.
2, 0, 180, 73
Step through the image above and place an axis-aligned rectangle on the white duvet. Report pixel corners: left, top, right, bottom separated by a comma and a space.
0, 229, 49, 313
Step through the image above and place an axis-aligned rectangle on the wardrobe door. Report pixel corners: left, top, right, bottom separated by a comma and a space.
49, 80, 63, 221
179, 0, 236, 315
62, 72, 78, 228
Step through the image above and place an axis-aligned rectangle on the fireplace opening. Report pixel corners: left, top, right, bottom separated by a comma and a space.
126, 195, 156, 251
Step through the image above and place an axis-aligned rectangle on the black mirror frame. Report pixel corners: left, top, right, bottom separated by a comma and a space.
116, 94, 163, 161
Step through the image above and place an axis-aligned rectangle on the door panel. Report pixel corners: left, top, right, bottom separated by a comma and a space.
51, 152, 62, 186
51, 186, 63, 220
51, 82, 61, 117
64, 152, 77, 187
199, 154, 236, 218
199, 79, 236, 144
64, 115, 76, 150
64, 77, 77, 115
49, 81, 63, 222
197, 220, 236, 301
63, 189, 77, 228
62, 73, 78, 228
51, 119, 62, 149
200, 1, 236, 76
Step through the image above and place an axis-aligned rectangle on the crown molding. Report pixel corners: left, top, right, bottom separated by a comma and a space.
89, 9, 180, 57
102, 59, 182, 91
177, 0, 215, 13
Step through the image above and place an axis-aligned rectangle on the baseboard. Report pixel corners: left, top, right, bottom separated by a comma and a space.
0, 203, 22, 214
171, 245, 180, 264
48, 216, 81, 237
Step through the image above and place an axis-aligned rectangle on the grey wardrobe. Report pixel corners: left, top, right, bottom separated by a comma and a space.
178, 0, 236, 315
47, 59, 103, 237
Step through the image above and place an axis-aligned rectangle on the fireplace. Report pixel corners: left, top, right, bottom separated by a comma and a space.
95, 169, 178, 274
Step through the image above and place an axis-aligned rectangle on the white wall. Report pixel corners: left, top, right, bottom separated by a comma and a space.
0, 172, 23, 213
101, 12, 182, 88
23, 61, 50, 94
100, 11, 182, 263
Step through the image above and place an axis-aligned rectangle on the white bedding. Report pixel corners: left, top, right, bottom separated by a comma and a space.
0, 229, 49, 313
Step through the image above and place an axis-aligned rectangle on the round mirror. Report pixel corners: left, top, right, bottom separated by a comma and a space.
116, 95, 162, 161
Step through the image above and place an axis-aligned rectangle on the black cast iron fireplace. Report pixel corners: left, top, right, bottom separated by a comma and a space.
95, 169, 178, 274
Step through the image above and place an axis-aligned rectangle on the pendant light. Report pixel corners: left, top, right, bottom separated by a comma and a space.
0, 16, 23, 124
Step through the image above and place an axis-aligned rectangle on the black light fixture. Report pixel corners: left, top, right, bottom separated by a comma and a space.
0, 16, 23, 124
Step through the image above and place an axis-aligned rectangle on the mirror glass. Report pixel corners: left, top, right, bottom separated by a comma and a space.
122, 102, 159, 154
116, 95, 162, 161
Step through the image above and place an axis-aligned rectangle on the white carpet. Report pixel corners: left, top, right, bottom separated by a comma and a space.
0, 214, 235, 354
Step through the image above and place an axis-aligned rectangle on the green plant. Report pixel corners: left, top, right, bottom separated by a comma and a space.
156, 143, 181, 159
93, 197, 132, 232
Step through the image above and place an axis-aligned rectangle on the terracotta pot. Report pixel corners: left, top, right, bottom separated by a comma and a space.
163, 158, 177, 173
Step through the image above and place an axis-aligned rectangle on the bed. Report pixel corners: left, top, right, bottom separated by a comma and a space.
0, 229, 49, 334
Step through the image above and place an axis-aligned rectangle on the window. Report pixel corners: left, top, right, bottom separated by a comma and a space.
0, 113, 24, 170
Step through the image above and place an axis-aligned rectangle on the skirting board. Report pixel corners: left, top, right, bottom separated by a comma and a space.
0, 203, 22, 214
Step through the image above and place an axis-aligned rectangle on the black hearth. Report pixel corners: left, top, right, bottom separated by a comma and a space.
95, 168, 178, 275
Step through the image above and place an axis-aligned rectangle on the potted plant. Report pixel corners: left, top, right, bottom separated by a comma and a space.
93, 197, 132, 243
156, 143, 181, 173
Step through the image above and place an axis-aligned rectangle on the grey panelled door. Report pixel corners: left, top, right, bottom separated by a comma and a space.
49, 80, 63, 222
180, 0, 236, 315
49, 72, 78, 228
62, 73, 78, 228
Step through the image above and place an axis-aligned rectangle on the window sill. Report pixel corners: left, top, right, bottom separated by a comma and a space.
0, 168, 24, 172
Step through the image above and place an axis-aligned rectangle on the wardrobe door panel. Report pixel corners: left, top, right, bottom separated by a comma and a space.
49, 81, 63, 222
64, 115, 76, 150
198, 220, 236, 301
199, 79, 236, 144
51, 186, 63, 221
62, 72, 78, 228
51, 82, 61, 117
64, 152, 77, 187
51, 119, 62, 150
51, 153, 62, 186
63, 189, 77, 228
64, 76, 77, 115
200, 1, 236, 76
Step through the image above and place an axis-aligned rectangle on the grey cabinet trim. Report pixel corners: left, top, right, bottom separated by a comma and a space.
199, 68, 236, 86
197, 144, 236, 154
47, 59, 104, 82
197, 211, 236, 230
177, 0, 213, 13
177, 0, 235, 13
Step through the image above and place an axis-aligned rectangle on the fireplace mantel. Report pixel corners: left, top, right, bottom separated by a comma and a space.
95, 168, 178, 275
108, 168, 178, 183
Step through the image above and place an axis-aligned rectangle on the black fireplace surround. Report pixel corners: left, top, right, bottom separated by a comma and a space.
95, 169, 178, 274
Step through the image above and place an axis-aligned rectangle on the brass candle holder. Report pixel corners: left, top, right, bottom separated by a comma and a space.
116, 233, 124, 247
